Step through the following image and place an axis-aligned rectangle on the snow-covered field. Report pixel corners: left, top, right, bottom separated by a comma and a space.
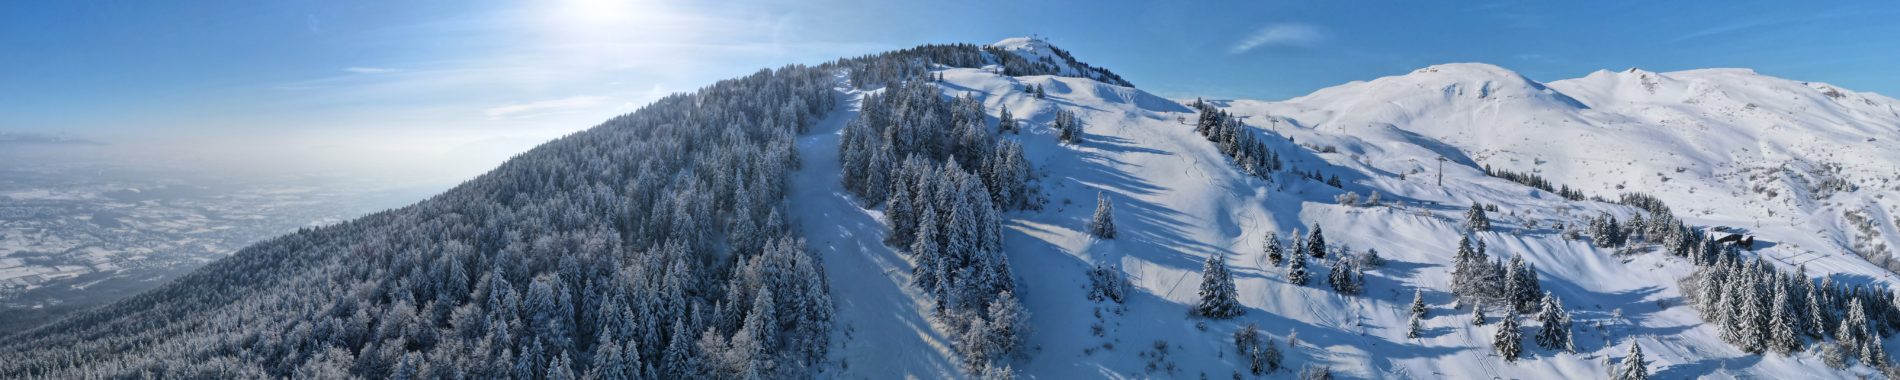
801, 38, 1900, 378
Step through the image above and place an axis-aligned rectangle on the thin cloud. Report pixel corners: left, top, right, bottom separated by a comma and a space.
1229, 24, 1325, 54
484, 96, 610, 118
345, 66, 398, 74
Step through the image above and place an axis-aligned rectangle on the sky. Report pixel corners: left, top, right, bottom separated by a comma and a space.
3, 0, 1897, 185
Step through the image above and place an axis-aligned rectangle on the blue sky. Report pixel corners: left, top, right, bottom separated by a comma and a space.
3, 0, 1896, 180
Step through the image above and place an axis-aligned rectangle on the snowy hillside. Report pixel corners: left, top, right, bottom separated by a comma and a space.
805, 39, 1900, 379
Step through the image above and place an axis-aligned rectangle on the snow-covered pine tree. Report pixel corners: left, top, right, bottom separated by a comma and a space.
1411, 289, 1429, 317
1533, 292, 1574, 352
886, 185, 918, 245
1286, 251, 1310, 286
987, 290, 1030, 362
1264, 234, 1285, 267
1450, 234, 1482, 303
1290, 231, 1306, 261
1840, 298, 1882, 365
1735, 271, 1767, 353
1328, 261, 1363, 295
1262, 338, 1284, 373
1864, 331, 1887, 367
910, 205, 944, 292
1307, 225, 1327, 258
663, 319, 699, 379
1054, 110, 1083, 144
1506, 254, 1542, 313
1495, 309, 1523, 362
1613, 341, 1648, 380
1472, 305, 1488, 326
1465, 203, 1491, 232
1769, 282, 1802, 355
1197, 252, 1243, 318
1481, 256, 1505, 302
1088, 192, 1116, 239
1407, 313, 1424, 339
997, 105, 1015, 134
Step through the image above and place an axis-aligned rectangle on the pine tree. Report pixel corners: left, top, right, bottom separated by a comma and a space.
1088, 192, 1116, 239
997, 105, 1015, 134
1054, 110, 1083, 144
1407, 313, 1424, 339
1264, 234, 1285, 267
1865, 331, 1887, 367
1307, 225, 1327, 258
546, 351, 576, 380
886, 185, 917, 245
1262, 338, 1285, 373
1495, 309, 1522, 362
1734, 273, 1766, 353
1328, 261, 1363, 295
1533, 292, 1574, 352
1465, 203, 1491, 232
663, 320, 698, 379
1412, 289, 1430, 317
736, 288, 779, 378
1613, 341, 1649, 380
911, 205, 944, 292
1505, 255, 1541, 313
1472, 305, 1488, 326
1197, 253, 1243, 318
1842, 299, 1882, 366
1450, 235, 1482, 303
1806, 279, 1828, 339
987, 290, 1030, 361
1769, 284, 1802, 355
1286, 251, 1310, 286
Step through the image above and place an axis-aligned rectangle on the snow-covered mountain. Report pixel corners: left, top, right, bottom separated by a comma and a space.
8, 36, 1899, 380
810, 39, 1900, 379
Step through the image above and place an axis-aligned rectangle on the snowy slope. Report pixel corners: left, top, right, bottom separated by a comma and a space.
1221, 63, 1900, 286
801, 39, 1900, 379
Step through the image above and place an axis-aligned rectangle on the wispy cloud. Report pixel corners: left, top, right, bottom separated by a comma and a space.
1229, 23, 1325, 54
344, 66, 398, 74
484, 95, 610, 118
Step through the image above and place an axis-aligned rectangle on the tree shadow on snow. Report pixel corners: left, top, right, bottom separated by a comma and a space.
1651, 354, 1762, 380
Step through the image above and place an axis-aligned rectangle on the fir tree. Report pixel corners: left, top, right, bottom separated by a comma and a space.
1613, 341, 1649, 380
1407, 313, 1424, 339
1450, 235, 1483, 303
1411, 289, 1430, 317
997, 105, 1015, 134
1307, 225, 1327, 258
1197, 253, 1243, 318
910, 205, 944, 292
547, 352, 576, 380
1495, 309, 1522, 362
987, 290, 1030, 361
1264, 234, 1285, 267
1533, 292, 1573, 352
1465, 203, 1492, 232
1505, 255, 1542, 313
1328, 260, 1364, 295
1088, 192, 1116, 239
1286, 251, 1310, 286
1806, 279, 1828, 339
1769, 284, 1802, 355
1472, 306, 1488, 326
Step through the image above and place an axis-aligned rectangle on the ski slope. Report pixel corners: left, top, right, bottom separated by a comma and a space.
801, 38, 1900, 378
